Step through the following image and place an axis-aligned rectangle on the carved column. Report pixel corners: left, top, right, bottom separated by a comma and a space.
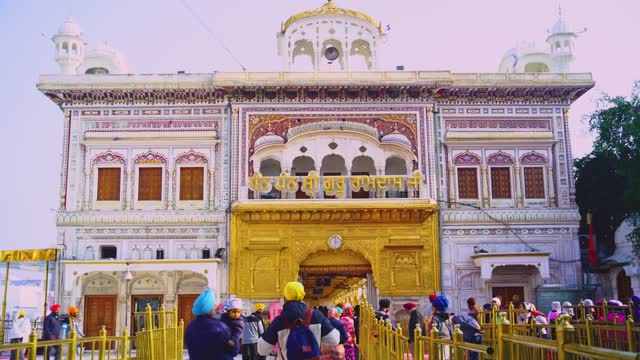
448, 167, 456, 208
125, 169, 133, 210
59, 110, 71, 210
209, 169, 215, 208
481, 166, 489, 208
514, 166, 523, 208
547, 165, 556, 207
167, 169, 174, 209
83, 169, 91, 210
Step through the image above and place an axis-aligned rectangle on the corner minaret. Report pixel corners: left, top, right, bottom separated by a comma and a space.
546, 8, 577, 72
51, 17, 86, 74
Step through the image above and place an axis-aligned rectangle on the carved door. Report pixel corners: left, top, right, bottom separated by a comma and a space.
178, 294, 199, 348
84, 295, 116, 349
491, 286, 525, 309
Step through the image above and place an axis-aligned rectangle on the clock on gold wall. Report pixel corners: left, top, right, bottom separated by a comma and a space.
328, 234, 343, 249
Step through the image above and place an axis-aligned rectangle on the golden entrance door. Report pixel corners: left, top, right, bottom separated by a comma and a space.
84, 295, 116, 349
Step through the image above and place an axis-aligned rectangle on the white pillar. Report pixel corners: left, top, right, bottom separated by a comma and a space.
167, 169, 174, 209
125, 169, 133, 210
209, 169, 215, 208
515, 166, 523, 208
83, 169, 91, 210
481, 166, 489, 208
448, 167, 456, 208
547, 165, 556, 207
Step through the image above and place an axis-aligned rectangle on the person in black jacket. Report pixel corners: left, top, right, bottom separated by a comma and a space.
405, 303, 426, 343
43, 304, 62, 360
257, 281, 339, 359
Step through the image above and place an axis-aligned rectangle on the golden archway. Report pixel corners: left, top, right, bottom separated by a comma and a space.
229, 199, 440, 299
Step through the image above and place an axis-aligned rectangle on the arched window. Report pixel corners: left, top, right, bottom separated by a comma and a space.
259, 158, 282, 199
291, 156, 315, 199
321, 155, 346, 199
385, 157, 407, 175
488, 153, 514, 200
352, 156, 375, 198
521, 152, 547, 200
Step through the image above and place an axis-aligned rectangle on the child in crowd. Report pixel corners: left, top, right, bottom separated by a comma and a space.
220, 298, 245, 350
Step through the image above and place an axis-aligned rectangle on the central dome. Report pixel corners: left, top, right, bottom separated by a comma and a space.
282, 1, 382, 34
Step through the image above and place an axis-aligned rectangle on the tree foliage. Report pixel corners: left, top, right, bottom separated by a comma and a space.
575, 81, 640, 257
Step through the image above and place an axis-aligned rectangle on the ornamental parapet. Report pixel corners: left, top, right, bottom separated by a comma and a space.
442, 207, 580, 225
56, 210, 226, 226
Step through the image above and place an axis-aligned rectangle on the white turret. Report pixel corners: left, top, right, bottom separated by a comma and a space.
51, 17, 86, 74
545, 10, 577, 72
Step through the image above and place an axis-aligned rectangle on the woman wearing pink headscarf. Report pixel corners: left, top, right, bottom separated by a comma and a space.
266, 302, 283, 359
340, 304, 356, 360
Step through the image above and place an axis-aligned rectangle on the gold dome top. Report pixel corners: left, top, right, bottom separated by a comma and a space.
282, 1, 382, 34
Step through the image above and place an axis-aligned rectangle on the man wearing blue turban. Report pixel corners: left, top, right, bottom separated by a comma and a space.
185, 289, 238, 359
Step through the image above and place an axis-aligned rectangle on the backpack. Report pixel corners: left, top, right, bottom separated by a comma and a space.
282, 307, 320, 359
432, 314, 454, 339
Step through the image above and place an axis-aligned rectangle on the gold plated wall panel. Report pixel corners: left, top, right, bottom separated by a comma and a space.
230, 199, 440, 299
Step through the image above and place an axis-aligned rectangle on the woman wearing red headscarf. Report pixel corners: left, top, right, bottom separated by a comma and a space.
340, 303, 356, 360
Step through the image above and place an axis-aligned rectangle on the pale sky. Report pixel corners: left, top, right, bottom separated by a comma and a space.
0, 0, 638, 250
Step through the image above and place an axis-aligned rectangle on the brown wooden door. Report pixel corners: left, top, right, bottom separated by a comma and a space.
491, 286, 524, 309
617, 270, 633, 302
84, 295, 117, 349
131, 295, 163, 335
178, 294, 199, 348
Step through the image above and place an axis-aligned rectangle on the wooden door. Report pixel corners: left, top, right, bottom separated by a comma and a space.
178, 294, 199, 348
131, 295, 163, 335
617, 270, 633, 302
84, 295, 117, 349
491, 286, 524, 309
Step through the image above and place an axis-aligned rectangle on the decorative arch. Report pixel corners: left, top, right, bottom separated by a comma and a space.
487, 151, 514, 165
520, 151, 547, 165
177, 273, 209, 293
291, 155, 316, 175
292, 39, 315, 68
134, 151, 167, 164
130, 273, 166, 294
91, 151, 126, 167
175, 150, 208, 166
385, 156, 408, 175
82, 273, 118, 295
259, 158, 282, 176
454, 151, 481, 165
350, 39, 372, 70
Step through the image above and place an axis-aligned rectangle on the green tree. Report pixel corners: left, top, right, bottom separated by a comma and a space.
575, 81, 640, 257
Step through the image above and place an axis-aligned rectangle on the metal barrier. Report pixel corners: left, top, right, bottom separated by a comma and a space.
358, 303, 639, 360
0, 304, 183, 360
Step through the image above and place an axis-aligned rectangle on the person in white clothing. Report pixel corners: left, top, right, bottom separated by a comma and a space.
9, 310, 32, 360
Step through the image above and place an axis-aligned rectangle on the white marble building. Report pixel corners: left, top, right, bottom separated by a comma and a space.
38, 1, 594, 335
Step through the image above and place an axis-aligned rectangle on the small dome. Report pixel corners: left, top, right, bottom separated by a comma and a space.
381, 130, 411, 150
254, 132, 285, 151
78, 41, 132, 74
57, 17, 82, 36
282, 1, 382, 34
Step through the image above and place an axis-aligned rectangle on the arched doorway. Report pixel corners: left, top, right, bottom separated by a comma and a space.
298, 249, 373, 307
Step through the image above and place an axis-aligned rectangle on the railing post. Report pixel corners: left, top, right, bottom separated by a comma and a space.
556, 314, 575, 360
161, 304, 167, 360
122, 328, 129, 360
584, 314, 593, 347
508, 302, 514, 322
28, 327, 37, 360
179, 319, 185, 358
430, 326, 440, 360
496, 311, 511, 360
377, 318, 384, 360
146, 303, 153, 331
452, 324, 463, 360
98, 325, 107, 360
68, 327, 77, 360
413, 323, 423, 360
626, 315, 636, 352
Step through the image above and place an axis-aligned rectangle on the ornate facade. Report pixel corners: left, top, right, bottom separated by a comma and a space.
39, 1, 593, 332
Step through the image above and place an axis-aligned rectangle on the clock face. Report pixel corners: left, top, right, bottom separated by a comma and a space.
328, 235, 343, 249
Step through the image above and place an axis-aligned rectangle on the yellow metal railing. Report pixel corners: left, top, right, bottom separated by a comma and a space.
358, 303, 639, 360
0, 304, 183, 360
